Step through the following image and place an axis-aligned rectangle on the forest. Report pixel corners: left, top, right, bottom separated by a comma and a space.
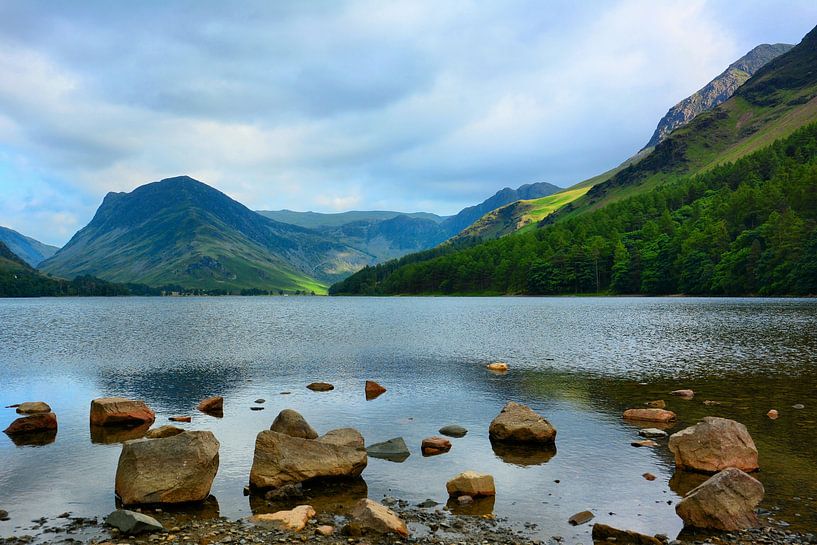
331, 123, 817, 296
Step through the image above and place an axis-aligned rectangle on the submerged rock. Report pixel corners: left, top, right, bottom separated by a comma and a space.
367, 437, 410, 462
3, 412, 57, 435
105, 509, 163, 535
90, 397, 155, 427
622, 408, 676, 423
421, 436, 451, 456
115, 430, 220, 505
668, 416, 758, 473
15, 401, 52, 414
675, 468, 764, 530
592, 523, 663, 545
644, 400, 666, 409
489, 401, 556, 444
270, 409, 318, 439
638, 428, 668, 438
439, 424, 468, 438
307, 382, 334, 392
250, 505, 316, 531
365, 381, 387, 400
347, 498, 409, 537
446, 471, 496, 498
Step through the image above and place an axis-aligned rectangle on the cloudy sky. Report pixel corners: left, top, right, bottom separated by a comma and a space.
1, 1, 816, 245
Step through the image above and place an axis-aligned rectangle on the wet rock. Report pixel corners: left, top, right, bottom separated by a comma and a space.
568, 510, 594, 526
592, 523, 663, 545
439, 424, 468, 438
671, 389, 694, 398
254, 399, 265, 404
250, 505, 315, 531
264, 483, 305, 501
197, 396, 224, 415
316, 525, 334, 536
347, 498, 408, 537
622, 408, 677, 423
486, 362, 509, 372
307, 382, 334, 392
421, 436, 451, 456
249, 428, 367, 489
631, 439, 658, 447
169, 415, 191, 423
115, 430, 220, 505
3, 412, 58, 435
643, 473, 657, 481
90, 398, 155, 427
0, 510, 8, 521
15, 402, 51, 414
675, 468, 764, 530
365, 381, 387, 400
446, 471, 496, 498
767, 409, 779, 420
644, 400, 666, 409
793, 403, 805, 410
145, 425, 184, 439
639, 428, 668, 438
668, 417, 758, 473
270, 409, 318, 440
105, 509, 163, 535
417, 499, 439, 508
367, 437, 410, 462
489, 401, 556, 444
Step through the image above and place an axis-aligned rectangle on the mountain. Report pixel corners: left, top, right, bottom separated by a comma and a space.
0, 226, 59, 267
0, 240, 31, 271
644, 43, 793, 149
40, 176, 371, 294
331, 25, 817, 297
257, 209, 445, 229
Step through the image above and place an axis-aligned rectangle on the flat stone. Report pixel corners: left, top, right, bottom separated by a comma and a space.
568, 510, 594, 526
438, 425, 468, 438
638, 428, 668, 438
250, 505, 315, 531
168, 416, 191, 423
793, 404, 805, 410
105, 510, 163, 535
417, 499, 439, 508
90, 398, 155, 427
622, 408, 676, 423
367, 437, 410, 462
671, 389, 695, 398
631, 439, 658, 447
307, 382, 334, 392
15, 402, 52, 414
486, 362, 509, 372
255, 399, 266, 404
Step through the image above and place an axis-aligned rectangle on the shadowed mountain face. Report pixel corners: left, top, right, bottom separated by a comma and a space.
0, 226, 59, 267
644, 43, 793, 149
39, 176, 371, 293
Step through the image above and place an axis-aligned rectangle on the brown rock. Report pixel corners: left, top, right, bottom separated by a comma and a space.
90, 398, 155, 427
421, 436, 451, 456
703, 400, 722, 406
307, 382, 334, 392
316, 525, 334, 536
486, 362, 509, 372
145, 425, 184, 439
631, 439, 658, 448
643, 473, 656, 481
568, 510, 594, 525
169, 416, 191, 423
668, 417, 758, 473
767, 409, 779, 420
250, 505, 315, 531
115, 431, 220, 505
644, 400, 666, 409
446, 471, 495, 497
197, 396, 224, 415
488, 401, 556, 444
671, 389, 695, 398
249, 429, 367, 490
622, 408, 676, 423
270, 409, 318, 439
3, 412, 58, 435
365, 381, 387, 400
15, 401, 52, 414
592, 523, 663, 545
675, 468, 764, 530
348, 499, 408, 537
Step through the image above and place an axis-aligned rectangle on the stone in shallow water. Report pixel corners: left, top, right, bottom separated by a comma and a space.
638, 428, 668, 438
270, 409, 318, 439
367, 437, 410, 462
15, 401, 52, 414
307, 382, 334, 392
668, 417, 758, 473
3, 412, 57, 435
675, 468, 764, 531
622, 408, 676, 423
105, 509, 163, 535
438, 424, 468, 438
250, 504, 315, 531
145, 425, 184, 439
489, 401, 556, 444
446, 471, 495, 498
421, 436, 451, 456
365, 381, 387, 400
90, 398, 155, 427
568, 510, 594, 526
197, 396, 223, 415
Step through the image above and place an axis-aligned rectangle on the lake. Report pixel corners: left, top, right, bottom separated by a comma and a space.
1, 297, 816, 542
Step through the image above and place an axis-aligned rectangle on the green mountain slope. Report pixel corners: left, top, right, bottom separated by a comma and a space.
40, 176, 372, 294
0, 226, 59, 267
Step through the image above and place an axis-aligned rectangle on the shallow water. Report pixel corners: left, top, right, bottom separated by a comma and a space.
1, 297, 816, 541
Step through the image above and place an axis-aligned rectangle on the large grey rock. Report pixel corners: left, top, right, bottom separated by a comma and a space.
105, 509, 163, 535
367, 437, 410, 462
250, 429, 367, 490
668, 417, 758, 473
270, 409, 318, 439
675, 468, 764, 530
489, 402, 556, 444
115, 431, 219, 505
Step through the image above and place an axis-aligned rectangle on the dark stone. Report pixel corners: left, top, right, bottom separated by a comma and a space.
105, 509, 163, 535
367, 437, 410, 462
438, 425, 468, 438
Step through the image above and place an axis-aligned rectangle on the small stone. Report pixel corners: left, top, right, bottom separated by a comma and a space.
169, 416, 191, 423
638, 428, 668, 438
307, 383, 334, 392
671, 389, 694, 398
364, 381, 387, 400
197, 396, 224, 415
703, 400, 722, 406
316, 525, 334, 536
631, 439, 658, 448
446, 471, 496, 498
568, 510, 594, 526
486, 362, 509, 372
106, 510, 164, 535
416, 499, 439, 508
421, 436, 451, 456
644, 400, 665, 409
767, 409, 779, 420
367, 437, 410, 462
793, 404, 805, 410
456, 495, 473, 505
250, 505, 316, 531
622, 409, 676, 423
438, 425, 468, 438
250, 406, 265, 411
0, 510, 8, 521
255, 399, 266, 404
643, 473, 657, 481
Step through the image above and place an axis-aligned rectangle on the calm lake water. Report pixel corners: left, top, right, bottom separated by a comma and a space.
1, 297, 816, 542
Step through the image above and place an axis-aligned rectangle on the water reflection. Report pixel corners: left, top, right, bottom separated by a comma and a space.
90, 423, 150, 444
446, 495, 495, 516
490, 442, 557, 466
6, 430, 57, 447
249, 478, 368, 515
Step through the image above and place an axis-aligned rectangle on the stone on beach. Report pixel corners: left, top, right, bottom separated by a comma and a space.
486, 362, 509, 372
197, 396, 224, 415
365, 381, 387, 400
439, 424, 468, 438
347, 498, 409, 537
316, 525, 334, 536
307, 382, 334, 392
270, 409, 318, 439
145, 425, 184, 439
15, 401, 52, 414
671, 389, 695, 398
3, 412, 57, 435
366, 437, 410, 462
622, 408, 676, 423
446, 471, 496, 498
105, 509, 163, 535
250, 504, 316, 531
675, 468, 764, 530
249, 428, 367, 490
421, 436, 451, 456
489, 402, 556, 444
591, 523, 663, 545
90, 397, 155, 427
668, 416, 758, 473
115, 430, 220, 505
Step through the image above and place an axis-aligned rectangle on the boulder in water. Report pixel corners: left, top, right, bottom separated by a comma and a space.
668, 417, 758, 473
421, 436, 451, 456
489, 402, 556, 444
366, 437, 410, 462
3, 412, 57, 435
622, 408, 676, 423
270, 409, 318, 439
675, 468, 764, 530
90, 398, 155, 427
446, 471, 495, 498
197, 396, 224, 415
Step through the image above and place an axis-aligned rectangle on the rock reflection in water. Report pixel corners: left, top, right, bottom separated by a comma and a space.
491, 442, 557, 466
6, 430, 57, 447
116, 495, 221, 523
250, 478, 368, 516
445, 495, 495, 516
668, 471, 710, 497
90, 423, 150, 444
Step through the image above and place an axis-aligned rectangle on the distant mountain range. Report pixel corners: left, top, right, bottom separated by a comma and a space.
0, 226, 59, 267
